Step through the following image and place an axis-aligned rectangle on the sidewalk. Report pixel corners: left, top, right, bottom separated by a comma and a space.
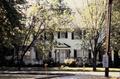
0, 67, 120, 72
0, 72, 119, 79
0, 74, 67, 79
0, 71, 119, 78
0, 67, 119, 78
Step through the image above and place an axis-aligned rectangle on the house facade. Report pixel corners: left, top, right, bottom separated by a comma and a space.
22, 28, 116, 67
22, 28, 93, 65
51, 28, 92, 65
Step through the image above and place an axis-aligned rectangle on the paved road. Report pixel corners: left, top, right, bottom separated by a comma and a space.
50, 75, 120, 79
0, 71, 119, 77
0, 73, 119, 79
51, 74, 120, 79
0, 74, 60, 79
0, 71, 119, 79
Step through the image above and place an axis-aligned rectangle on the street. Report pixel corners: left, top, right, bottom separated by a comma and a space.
0, 71, 119, 79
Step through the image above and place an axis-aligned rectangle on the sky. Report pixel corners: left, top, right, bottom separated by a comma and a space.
64, 0, 88, 10
64, 0, 89, 28
26, 0, 90, 28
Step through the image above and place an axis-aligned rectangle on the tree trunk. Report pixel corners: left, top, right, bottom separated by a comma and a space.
17, 51, 22, 71
18, 55, 25, 71
114, 50, 119, 67
92, 35, 99, 71
93, 51, 97, 71
18, 29, 45, 70
93, 58, 96, 71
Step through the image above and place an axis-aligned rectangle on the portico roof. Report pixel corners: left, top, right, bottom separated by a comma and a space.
54, 42, 71, 49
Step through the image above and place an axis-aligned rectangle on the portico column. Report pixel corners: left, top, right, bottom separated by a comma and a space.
52, 48, 55, 58
70, 49, 74, 58
30, 47, 36, 64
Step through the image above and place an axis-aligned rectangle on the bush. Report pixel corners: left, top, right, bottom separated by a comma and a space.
64, 58, 77, 67
43, 58, 54, 67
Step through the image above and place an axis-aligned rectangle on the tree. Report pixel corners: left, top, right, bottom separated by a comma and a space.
111, 0, 120, 67
16, 0, 72, 69
0, 0, 25, 65
0, 0, 72, 67
76, 0, 107, 71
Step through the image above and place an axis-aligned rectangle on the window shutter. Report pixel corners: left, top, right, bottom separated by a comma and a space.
44, 32, 46, 40
72, 32, 74, 39
83, 30, 86, 35
74, 49, 77, 58
58, 32, 60, 38
83, 30, 86, 38
49, 52, 52, 58
65, 31, 68, 38
51, 33, 54, 40
79, 30, 82, 39
89, 52, 91, 59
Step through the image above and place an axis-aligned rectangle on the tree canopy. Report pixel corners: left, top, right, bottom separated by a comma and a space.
111, 0, 120, 52
0, 0, 73, 66
76, 0, 107, 71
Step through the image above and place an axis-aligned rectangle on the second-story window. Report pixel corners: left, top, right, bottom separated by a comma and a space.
58, 31, 67, 39
72, 29, 82, 39
41, 32, 54, 41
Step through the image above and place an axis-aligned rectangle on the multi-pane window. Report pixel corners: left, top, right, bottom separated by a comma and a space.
44, 32, 53, 40
72, 29, 82, 39
38, 32, 53, 41
65, 50, 70, 58
66, 50, 70, 58
58, 31, 68, 39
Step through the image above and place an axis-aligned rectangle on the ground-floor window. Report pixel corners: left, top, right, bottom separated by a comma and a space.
66, 50, 71, 58
54, 49, 71, 63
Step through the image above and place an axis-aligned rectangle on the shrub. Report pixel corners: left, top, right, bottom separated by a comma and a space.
43, 58, 54, 67
64, 58, 77, 67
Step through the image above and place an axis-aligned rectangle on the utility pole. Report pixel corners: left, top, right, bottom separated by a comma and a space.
105, 0, 112, 77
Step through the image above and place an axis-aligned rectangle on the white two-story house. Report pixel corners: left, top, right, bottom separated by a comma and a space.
51, 28, 92, 64
22, 27, 106, 66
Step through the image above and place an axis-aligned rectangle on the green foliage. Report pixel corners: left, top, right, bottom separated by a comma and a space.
0, 0, 26, 65
0, 0, 24, 48
0, 0, 72, 65
76, 0, 107, 54
76, 0, 107, 70
19, 0, 73, 60
79, 0, 106, 39
64, 58, 76, 67
111, 0, 120, 51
